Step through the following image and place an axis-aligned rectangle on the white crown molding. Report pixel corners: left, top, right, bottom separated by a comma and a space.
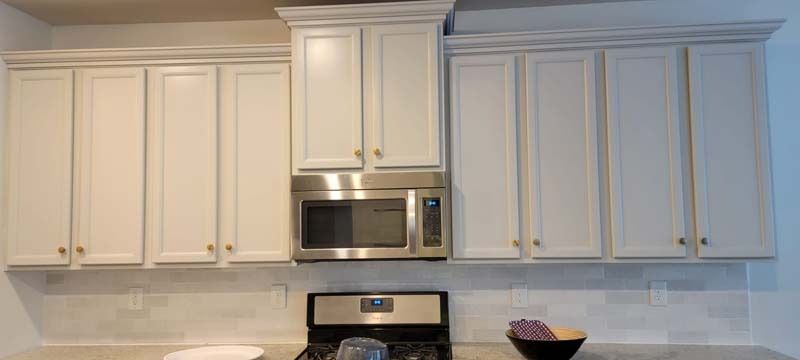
275, 0, 455, 27
1, 44, 291, 69
444, 19, 786, 55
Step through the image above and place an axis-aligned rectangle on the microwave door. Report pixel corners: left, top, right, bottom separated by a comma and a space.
292, 189, 417, 261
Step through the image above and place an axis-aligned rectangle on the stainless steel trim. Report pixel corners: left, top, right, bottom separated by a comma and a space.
292, 189, 418, 261
407, 190, 418, 257
314, 294, 441, 325
292, 172, 446, 191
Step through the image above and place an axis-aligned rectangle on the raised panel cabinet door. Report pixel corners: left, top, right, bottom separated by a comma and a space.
75, 68, 146, 265
220, 64, 291, 263
605, 47, 687, 258
450, 55, 521, 259
370, 23, 441, 168
148, 66, 218, 264
293, 27, 364, 171
689, 43, 775, 258
526, 51, 603, 259
6, 69, 74, 266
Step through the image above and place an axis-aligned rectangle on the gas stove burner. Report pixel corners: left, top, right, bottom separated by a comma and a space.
391, 344, 440, 360
306, 344, 339, 360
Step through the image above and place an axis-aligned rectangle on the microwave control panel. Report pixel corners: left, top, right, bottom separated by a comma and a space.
422, 198, 443, 247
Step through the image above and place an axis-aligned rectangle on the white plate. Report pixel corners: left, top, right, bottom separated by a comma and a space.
164, 346, 264, 360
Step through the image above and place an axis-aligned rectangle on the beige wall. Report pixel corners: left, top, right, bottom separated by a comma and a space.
51, 19, 290, 49
0, 1, 51, 357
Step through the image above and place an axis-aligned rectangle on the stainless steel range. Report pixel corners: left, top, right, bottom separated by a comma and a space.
294, 292, 451, 360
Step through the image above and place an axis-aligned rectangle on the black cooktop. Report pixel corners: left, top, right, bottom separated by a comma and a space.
295, 342, 451, 360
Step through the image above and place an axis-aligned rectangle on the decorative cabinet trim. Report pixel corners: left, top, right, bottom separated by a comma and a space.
275, 0, 454, 27
445, 19, 785, 55
1, 44, 290, 69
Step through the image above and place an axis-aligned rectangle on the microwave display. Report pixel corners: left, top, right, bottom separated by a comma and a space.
422, 197, 443, 247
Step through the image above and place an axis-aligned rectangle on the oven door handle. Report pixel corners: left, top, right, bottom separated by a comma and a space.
407, 189, 418, 256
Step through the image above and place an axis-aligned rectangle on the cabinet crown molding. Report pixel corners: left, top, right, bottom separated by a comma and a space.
0, 44, 291, 69
275, 0, 455, 27
444, 19, 785, 55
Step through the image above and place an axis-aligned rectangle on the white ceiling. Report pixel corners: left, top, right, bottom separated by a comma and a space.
1, 0, 642, 26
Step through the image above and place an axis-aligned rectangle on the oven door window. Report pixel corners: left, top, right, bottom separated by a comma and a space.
302, 199, 408, 249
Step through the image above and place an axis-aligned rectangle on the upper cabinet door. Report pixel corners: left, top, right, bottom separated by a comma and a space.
6, 70, 74, 266
75, 68, 146, 265
451, 55, 521, 260
689, 43, 775, 258
370, 23, 441, 168
526, 51, 602, 259
220, 64, 291, 263
293, 27, 364, 171
148, 66, 219, 264
605, 47, 687, 258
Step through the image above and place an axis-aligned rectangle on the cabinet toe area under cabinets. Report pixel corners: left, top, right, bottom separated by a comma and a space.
447, 21, 781, 262
3, 46, 292, 269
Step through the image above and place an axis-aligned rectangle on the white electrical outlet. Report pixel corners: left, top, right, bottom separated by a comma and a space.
128, 287, 144, 310
649, 281, 668, 307
271, 284, 287, 309
511, 283, 528, 308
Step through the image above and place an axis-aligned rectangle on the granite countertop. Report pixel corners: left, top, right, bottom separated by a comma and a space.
3, 343, 795, 360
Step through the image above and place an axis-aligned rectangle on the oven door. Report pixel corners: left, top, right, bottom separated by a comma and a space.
292, 189, 417, 261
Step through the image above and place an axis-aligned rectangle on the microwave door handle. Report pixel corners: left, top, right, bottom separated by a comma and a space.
407, 189, 418, 256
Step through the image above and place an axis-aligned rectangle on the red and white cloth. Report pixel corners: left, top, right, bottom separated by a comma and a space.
509, 319, 558, 341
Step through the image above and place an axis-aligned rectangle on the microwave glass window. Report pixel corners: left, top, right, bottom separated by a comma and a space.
302, 199, 408, 249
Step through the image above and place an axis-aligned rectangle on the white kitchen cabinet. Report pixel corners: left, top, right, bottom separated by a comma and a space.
292, 27, 364, 171
526, 50, 602, 259
689, 43, 775, 258
450, 54, 521, 259
370, 23, 441, 168
75, 68, 146, 265
278, 1, 453, 174
148, 66, 219, 264
605, 47, 687, 258
5, 69, 74, 266
220, 64, 291, 263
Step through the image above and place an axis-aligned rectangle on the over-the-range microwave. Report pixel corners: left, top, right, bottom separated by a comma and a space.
291, 172, 447, 262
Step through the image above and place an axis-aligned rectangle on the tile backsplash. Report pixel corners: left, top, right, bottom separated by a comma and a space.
43, 262, 750, 345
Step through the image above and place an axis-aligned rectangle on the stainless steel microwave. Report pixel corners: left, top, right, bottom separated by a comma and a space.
291, 172, 447, 262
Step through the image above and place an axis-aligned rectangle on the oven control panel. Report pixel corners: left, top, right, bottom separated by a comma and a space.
360, 297, 394, 313
422, 198, 443, 247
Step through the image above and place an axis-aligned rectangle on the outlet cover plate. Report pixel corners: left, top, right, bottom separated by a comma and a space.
649, 281, 668, 307
128, 287, 144, 310
511, 283, 528, 308
271, 284, 287, 309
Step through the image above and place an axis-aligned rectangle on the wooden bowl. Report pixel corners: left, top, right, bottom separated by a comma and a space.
505, 327, 587, 360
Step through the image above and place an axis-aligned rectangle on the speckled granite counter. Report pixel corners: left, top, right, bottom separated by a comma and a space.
3, 343, 795, 360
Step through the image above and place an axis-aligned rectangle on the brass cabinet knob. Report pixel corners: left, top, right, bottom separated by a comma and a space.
700, 237, 709, 246
225, 243, 233, 251
512, 239, 520, 247
533, 238, 542, 247
373, 148, 382, 156
354, 148, 362, 157
678, 237, 686, 245
75, 246, 84, 254
207, 244, 215, 252
57, 246, 66, 254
